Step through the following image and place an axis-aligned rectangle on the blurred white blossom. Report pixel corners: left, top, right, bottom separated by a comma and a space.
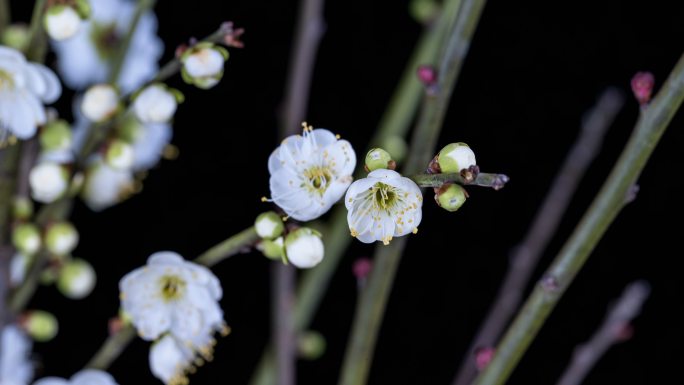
51, 0, 163, 93
133, 84, 179, 124
44, 5, 83, 41
180, 43, 227, 89
149, 332, 218, 385
29, 162, 69, 203
33, 369, 119, 385
345, 169, 423, 245
81, 158, 134, 211
0, 45, 61, 141
268, 127, 356, 221
0, 325, 33, 385
81, 84, 119, 122
119, 251, 225, 342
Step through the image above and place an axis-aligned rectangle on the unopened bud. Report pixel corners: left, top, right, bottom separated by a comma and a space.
0, 24, 30, 51
631, 72, 654, 106
45, 222, 79, 256
435, 183, 468, 212
352, 257, 373, 280
29, 162, 69, 203
23, 310, 59, 342
57, 258, 96, 299
254, 211, 285, 240
475, 347, 495, 371
417, 64, 437, 86
12, 223, 41, 256
81, 84, 120, 122
104, 139, 134, 170
437, 142, 476, 173
409, 0, 439, 24
298, 330, 327, 360
180, 43, 228, 89
364, 148, 394, 172
257, 237, 285, 260
284, 228, 324, 269
12, 196, 33, 220
40, 119, 73, 151
44, 5, 83, 41
132, 83, 181, 124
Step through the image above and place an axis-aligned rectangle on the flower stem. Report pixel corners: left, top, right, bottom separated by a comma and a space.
338, 1, 488, 384
107, 0, 157, 85
451, 88, 624, 385
411, 171, 509, 189
556, 280, 650, 385
248, 1, 463, 383
473, 51, 684, 385
25, 0, 47, 61
273, 263, 297, 385
0, 0, 10, 32
85, 226, 257, 370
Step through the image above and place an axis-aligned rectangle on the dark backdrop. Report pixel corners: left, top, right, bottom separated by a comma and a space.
10, 0, 684, 384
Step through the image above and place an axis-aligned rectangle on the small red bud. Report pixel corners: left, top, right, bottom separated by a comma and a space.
352, 258, 373, 280
614, 323, 634, 342
108, 317, 124, 335
417, 65, 437, 86
475, 347, 495, 371
631, 72, 654, 105
175, 44, 188, 58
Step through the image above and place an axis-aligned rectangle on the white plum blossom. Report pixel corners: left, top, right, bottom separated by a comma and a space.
81, 158, 134, 211
345, 169, 423, 245
119, 252, 225, 343
268, 127, 356, 221
33, 369, 119, 385
44, 6, 83, 41
133, 84, 178, 124
0, 45, 61, 141
149, 332, 219, 385
51, 0, 163, 93
0, 325, 33, 385
81, 84, 119, 122
29, 162, 69, 203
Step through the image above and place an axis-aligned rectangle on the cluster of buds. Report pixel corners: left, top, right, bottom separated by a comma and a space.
430, 142, 477, 212
254, 211, 325, 269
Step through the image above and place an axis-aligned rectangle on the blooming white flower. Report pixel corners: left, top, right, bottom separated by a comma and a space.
284, 228, 324, 269
180, 44, 227, 89
44, 5, 83, 41
81, 84, 119, 122
149, 332, 218, 385
0, 45, 61, 141
345, 169, 423, 245
29, 162, 69, 203
268, 127, 356, 221
133, 84, 178, 123
81, 158, 134, 211
51, 0, 163, 93
0, 325, 33, 385
119, 251, 225, 342
33, 369, 119, 385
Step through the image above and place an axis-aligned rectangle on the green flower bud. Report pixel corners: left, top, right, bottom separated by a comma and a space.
435, 184, 468, 212
257, 237, 285, 260
12, 197, 33, 220
364, 148, 393, 172
74, 0, 92, 18
284, 228, 324, 269
298, 330, 327, 360
12, 223, 41, 256
105, 139, 134, 170
254, 211, 285, 240
40, 119, 73, 151
45, 222, 79, 256
437, 142, 476, 173
1, 24, 30, 51
24, 310, 59, 342
57, 258, 96, 299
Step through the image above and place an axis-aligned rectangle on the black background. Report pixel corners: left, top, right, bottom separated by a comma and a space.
8, 0, 684, 384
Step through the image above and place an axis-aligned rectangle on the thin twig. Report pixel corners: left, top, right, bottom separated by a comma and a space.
452, 88, 624, 385
338, 1, 489, 384
411, 171, 509, 189
556, 280, 650, 385
273, 263, 297, 385
85, 226, 257, 370
107, 0, 157, 84
16, 138, 39, 199
280, 0, 326, 137
474, 52, 684, 385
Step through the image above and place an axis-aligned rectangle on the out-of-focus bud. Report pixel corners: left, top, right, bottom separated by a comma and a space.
381, 135, 407, 164
255, 211, 285, 240
44, 5, 83, 41
132, 83, 182, 124
104, 139, 135, 170
436, 142, 476, 173
12, 223, 41, 256
435, 183, 468, 212
40, 119, 72, 151
284, 228, 324, 269
475, 347, 495, 371
57, 258, 96, 299
22, 310, 59, 342
298, 330, 327, 360
409, 0, 439, 24
180, 43, 228, 89
12, 197, 33, 220
352, 257, 373, 281
0, 24, 30, 51
256, 237, 285, 261
81, 84, 120, 122
417, 64, 438, 86
631, 71, 654, 106
45, 222, 79, 256
29, 162, 69, 203
364, 148, 394, 172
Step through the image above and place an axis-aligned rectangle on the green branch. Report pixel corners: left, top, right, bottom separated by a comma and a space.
474, 52, 684, 385
25, 0, 47, 61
